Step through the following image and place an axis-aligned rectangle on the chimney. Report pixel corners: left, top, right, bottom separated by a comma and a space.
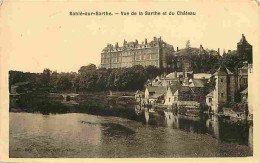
115, 42, 118, 48
154, 37, 157, 41
174, 71, 177, 79
135, 40, 138, 45
200, 45, 203, 51
145, 38, 147, 44
243, 61, 248, 67
218, 48, 220, 54
177, 47, 179, 52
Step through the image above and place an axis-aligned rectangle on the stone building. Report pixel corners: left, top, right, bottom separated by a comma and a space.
101, 37, 174, 69
237, 61, 249, 91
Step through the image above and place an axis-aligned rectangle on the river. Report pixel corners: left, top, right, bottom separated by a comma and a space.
9, 107, 253, 158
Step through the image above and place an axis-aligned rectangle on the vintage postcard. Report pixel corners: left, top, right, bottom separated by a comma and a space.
0, 0, 259, 162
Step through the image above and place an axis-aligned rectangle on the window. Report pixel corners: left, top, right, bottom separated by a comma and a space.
243, 78, 247, 84
220, 79, 223, 82
221, 93, 224, 97
209, 98, 212, 102
174, 97, 177, 101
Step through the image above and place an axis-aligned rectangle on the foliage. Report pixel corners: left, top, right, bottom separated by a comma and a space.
9, 64, 163, 93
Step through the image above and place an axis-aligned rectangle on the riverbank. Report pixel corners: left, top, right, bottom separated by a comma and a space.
9, 92, 146, 122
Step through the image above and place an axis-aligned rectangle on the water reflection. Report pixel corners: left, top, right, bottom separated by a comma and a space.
135, 105, 253, 149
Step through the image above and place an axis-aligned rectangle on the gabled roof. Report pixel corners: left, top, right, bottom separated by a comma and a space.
135, 90, 144, 95
146, 86, 167, 95
206, 91, 214, 97
168, 85, 181, 95
240, 88, 248, 94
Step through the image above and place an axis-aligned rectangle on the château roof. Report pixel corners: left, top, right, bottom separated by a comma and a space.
102, 37, 171, 53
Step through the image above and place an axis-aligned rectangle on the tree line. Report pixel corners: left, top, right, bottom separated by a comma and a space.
9, 65, 163, 94
9, 45, 248, 94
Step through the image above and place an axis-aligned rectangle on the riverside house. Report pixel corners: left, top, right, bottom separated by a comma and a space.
164, 86, 197, 107
144, 86, 167, 104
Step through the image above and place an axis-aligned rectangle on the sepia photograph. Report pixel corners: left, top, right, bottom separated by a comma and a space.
1, 0, 259, 161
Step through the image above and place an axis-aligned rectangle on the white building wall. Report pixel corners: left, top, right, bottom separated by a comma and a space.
248, 64, 253, 115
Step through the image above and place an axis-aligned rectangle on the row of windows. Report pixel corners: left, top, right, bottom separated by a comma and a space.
101, 61, 159, 68
101, 49, 159, 58
101, 55, 159, 63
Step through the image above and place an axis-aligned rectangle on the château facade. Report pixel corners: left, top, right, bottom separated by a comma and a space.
100, 37, 174, 69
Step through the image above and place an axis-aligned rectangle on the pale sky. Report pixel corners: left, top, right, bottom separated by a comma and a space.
1, 0, 259, 73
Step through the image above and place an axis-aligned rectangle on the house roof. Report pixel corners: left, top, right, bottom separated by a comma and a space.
146, 86, 167, 95
165, 72, 184, 79
240, 88, 248, 94
168, 85, 181, 94
135, 90, 144, 95
189, 79, 207, 88
206, 91, 214, 97
169, 86, 190, 95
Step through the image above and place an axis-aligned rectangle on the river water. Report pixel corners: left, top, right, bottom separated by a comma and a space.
10, 107, 253, 158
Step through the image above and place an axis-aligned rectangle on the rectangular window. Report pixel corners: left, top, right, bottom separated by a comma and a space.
243, 78, 247, 84
221, 93, 224, 97
209, 98, 212, 102
220, 79, 223, 82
